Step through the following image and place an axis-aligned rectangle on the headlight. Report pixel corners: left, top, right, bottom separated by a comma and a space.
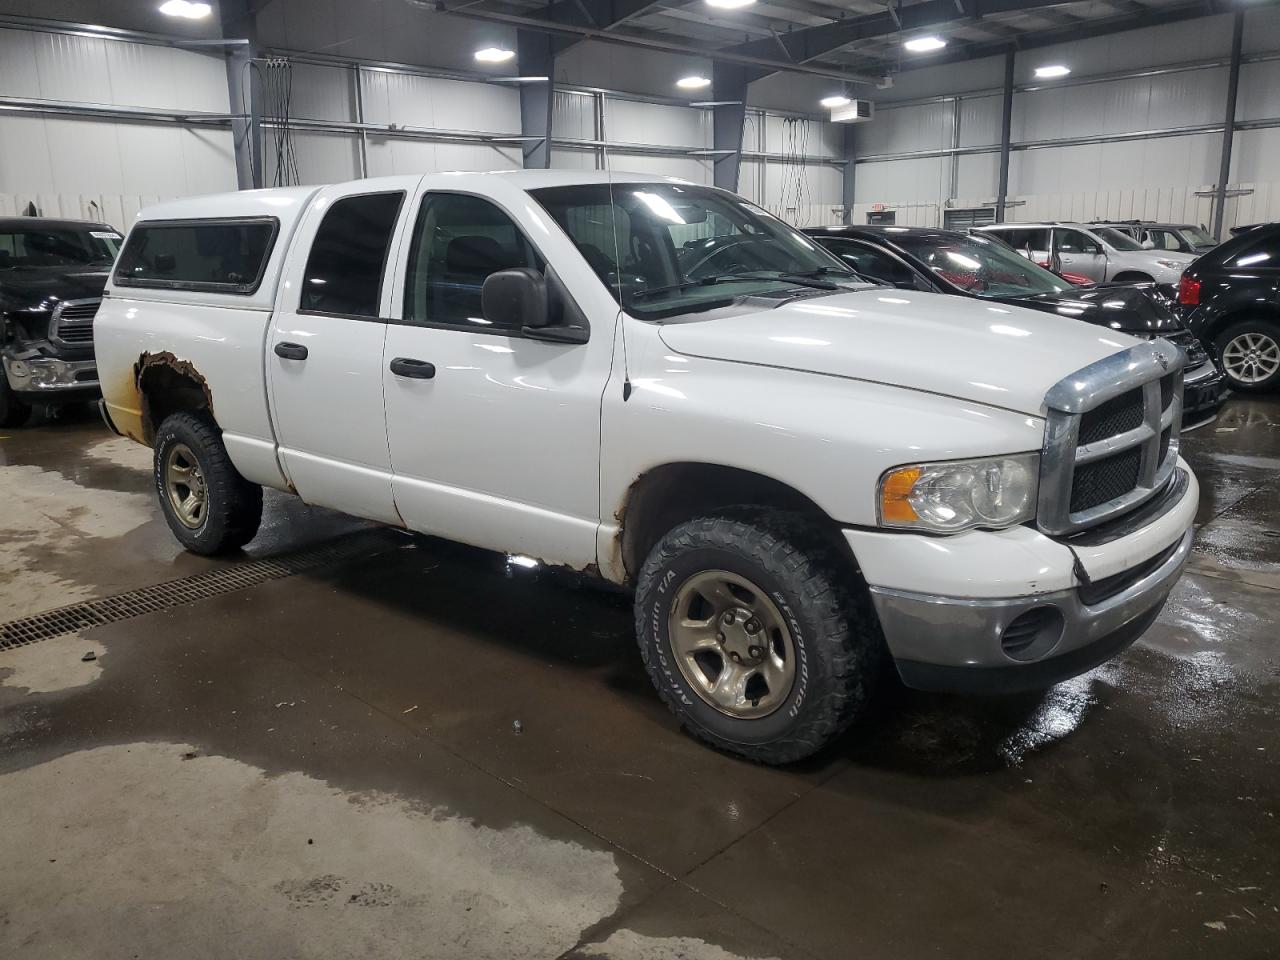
1155, 259, 1182, 271
879, 454, 1039, 533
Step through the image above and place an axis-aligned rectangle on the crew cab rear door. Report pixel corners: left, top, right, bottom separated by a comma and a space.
379, 186, 610, 568
266, 179, 416, 523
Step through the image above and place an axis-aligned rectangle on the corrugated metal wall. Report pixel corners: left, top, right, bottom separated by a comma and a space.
850, 9, 1280, 232
0, 26, 235, 227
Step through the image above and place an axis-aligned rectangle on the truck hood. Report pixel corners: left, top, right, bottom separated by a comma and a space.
993, 283, 1182, 336
0, 264, 110, 312
656, 289, 1138, 416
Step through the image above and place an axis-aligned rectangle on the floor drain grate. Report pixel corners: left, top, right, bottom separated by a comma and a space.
0, 531, 397, 651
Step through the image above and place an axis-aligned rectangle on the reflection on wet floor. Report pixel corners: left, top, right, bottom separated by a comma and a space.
1, 397, 1278, 959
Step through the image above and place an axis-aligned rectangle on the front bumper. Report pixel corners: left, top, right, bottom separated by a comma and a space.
1182, 359, 1227, 428
3, 353, 100, 399
850, 464, 1198, 693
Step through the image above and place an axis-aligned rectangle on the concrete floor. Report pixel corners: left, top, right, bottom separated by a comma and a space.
1, 400, 1277, 959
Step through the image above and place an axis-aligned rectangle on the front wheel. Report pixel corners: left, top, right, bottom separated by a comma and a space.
153, 412, 263, 555
1216, 319, 1280, 392
634, 512, 883, 764
0, 375, 32, 428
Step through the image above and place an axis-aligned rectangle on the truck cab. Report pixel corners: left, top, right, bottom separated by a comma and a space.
95, 172, 1199, 764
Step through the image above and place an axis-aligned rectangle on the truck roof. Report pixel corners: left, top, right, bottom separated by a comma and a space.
0, 216, 117, 231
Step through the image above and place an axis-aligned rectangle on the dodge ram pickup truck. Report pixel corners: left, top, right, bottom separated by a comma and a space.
1, 217, 122, 426
95, 172, 1198, 763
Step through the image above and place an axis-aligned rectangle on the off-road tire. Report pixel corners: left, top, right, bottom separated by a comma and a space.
154, 412, 263, 555
635, 510, 883, 764
1215, 318, 1280, 392
0, 376, 32, 428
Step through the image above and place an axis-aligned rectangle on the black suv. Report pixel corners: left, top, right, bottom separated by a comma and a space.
1, 217, 121, 426
1176, 222, 1280, 392
802, 225, 1226, 426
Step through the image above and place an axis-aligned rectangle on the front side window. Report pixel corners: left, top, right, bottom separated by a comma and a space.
403, 193, 542, 330
531, 183, 857, 319
1094, 226, 1144, 251
114, 219, 275, 293
1149, 230, 1182, 251
1055, 229, 1099, 255
892, 233, 1069, 297
994, 228, 1049, 254
1, 225, 121, 270
1181, 225, 1215, 247
300, 192, 404, 317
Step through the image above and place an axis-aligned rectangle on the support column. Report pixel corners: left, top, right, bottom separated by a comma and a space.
842, 124, 856, 224
220, 0, 261, 189
1212, 11, 1244, 239
517, 30, 555, 169
711, 63, 748, 192
995, 50, 1014, 222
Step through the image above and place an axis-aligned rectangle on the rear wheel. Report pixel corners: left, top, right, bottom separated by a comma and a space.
154, 412, 263, 554
1216, 319, 1280, 392
634, 511, 883, 764
0, 376, 32, 428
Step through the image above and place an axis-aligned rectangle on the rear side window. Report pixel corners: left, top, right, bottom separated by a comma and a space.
114, 218, 277, 293
300, 192, 404, 318
995, 228, 1049, 253
1227, 231, 1280, 269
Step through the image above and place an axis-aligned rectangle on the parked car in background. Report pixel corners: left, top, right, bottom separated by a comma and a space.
1092, 221, 1219, 256
804, 225, 1225, 426
974, 222, 1194, 296
1, 217, 122, 426
94, 172, 1198, 763
1176, 222, 1280, 391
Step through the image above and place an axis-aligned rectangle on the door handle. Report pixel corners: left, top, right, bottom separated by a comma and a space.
274, 341, 308, 360
389, 357, 436, 379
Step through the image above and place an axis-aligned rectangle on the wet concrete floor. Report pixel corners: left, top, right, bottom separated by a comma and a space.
1, 400, 1277, 959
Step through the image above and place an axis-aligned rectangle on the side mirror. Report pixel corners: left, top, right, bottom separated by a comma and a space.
481, 267, 589, 344
482, 267, 547, 329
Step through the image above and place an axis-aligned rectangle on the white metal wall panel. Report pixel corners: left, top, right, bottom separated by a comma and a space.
1231, 127, 1280, 183
554, 91, 596, 141
856, 101, 954, 156
958, 96, 1001, 148
762, 114, 841, 160
365, 138, 519, 177
956, 152, 998, 200
603, 153, 711, 183
265, 131, 361, 186
1010, 132, 1219, 196
551, 147, 596, 171
360, 70, 520, 134
854, 155, 948, 205
287, 62, 355, 123
1236, 60, 1280, 122
603, 99, 709, 149
873, 56, 1005, 104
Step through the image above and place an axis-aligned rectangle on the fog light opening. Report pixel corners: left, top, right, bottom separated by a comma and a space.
1000, 606, 1066, 662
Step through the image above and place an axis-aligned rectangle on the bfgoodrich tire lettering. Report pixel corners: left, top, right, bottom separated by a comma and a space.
635, 511, 883, 764
153, 412, 263, 555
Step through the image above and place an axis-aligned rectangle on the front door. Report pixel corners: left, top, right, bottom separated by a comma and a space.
1053, 228, 1108, 281
266, 183, 413, 524
381, 190, 607, 567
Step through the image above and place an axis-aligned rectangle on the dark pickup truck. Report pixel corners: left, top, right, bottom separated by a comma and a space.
1, 217, 122, 426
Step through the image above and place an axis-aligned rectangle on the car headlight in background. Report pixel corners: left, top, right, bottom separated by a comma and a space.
879, 454, 1039, 533
1155, 259, 1183, 271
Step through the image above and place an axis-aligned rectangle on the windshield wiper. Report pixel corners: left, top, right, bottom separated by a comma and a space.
630, 272, 840, 301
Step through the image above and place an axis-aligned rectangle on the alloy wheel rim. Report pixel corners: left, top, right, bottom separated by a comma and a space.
164, 442, 207, 529
1222, 332, 1280, 384
668, 569, 796, 720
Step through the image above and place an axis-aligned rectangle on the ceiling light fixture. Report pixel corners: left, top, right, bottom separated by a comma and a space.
676, 75, 712, 90
1034, 64, 1071, 78
820, 95, 852, 108
159, 0, 212, 18
474, 46, 516, 63
903, 36, 946, 53
706, 0, 756, 8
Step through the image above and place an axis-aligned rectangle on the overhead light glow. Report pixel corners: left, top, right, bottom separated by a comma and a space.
821, 95, 852, 108
676, 75, 712, 90
1034, 64, 1071, 78
903, 36, 946, 53
706, 0, 756, 7
474, 46, 516, 63
159, 0, 211, 17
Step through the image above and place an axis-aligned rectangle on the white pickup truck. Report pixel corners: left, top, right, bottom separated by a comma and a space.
95, 171, 1198, 763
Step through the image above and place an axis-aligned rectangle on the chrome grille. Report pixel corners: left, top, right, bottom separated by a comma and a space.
50, 298, 101, 347
1039, 340, 1185, 536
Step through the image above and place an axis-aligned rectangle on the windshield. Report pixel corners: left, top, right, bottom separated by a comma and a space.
0, 225, 122, 269
891, 233, 1070, 298
1181, 225, 1215, 246
1094, 227, 1144, 251
529, 183, 860, 318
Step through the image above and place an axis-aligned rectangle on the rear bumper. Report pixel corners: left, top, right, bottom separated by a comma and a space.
849, 464, 1198, 693
1182, 360, 1227, 427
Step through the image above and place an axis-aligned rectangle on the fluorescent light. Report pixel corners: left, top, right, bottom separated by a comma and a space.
1034, 64, 1071, 78
474, 47, 516, 63
821, 95, 851, 108
706, 0, 756, 7
676, 75, 711, 90
159, 0, 211, 17
903, 36, 946, 53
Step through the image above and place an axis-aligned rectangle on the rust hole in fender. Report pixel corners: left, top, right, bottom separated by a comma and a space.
133, 351, 215, 443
